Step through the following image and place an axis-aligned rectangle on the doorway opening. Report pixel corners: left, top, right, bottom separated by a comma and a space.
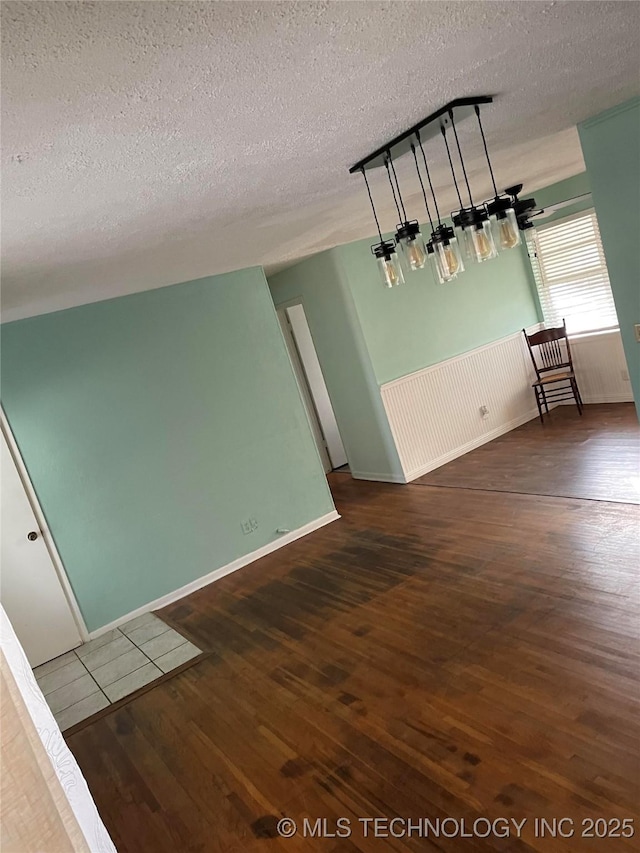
278, 302, 348, 474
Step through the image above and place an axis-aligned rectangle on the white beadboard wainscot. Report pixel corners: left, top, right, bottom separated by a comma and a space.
568, 329, 634, 404
380, 326, 634, 482
380, 329, 539, 482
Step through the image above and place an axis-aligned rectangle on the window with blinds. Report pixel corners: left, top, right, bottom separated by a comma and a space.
527, 209, 618, 335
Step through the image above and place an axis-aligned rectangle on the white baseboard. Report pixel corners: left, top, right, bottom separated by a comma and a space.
350, 470, 407, 484
561, 394, 634, 404
404, 408, 541, 482
89, 510, 340, 639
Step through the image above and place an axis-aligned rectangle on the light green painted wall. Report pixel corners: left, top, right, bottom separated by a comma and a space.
579, 97, 640, 418
268, 251, 404, 482
531, 172, 593, 225
336, 231, 540, 385
1, 268, 335, 631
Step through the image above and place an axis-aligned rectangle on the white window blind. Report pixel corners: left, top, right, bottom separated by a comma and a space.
527, 209, 618, 335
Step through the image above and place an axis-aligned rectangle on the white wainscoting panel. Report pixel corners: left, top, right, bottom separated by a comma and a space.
381, 330, 539, 481
381, 326, 635, 482
569, 330, 634, 404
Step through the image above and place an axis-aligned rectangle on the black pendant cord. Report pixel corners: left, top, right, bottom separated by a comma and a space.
474, 105, 498, 197
388, 155, 408, 222
416, 130, 442, 226
384, 156, 404, 224
449, 109, 474, 208
441, 124, 463, 210
411, 143, 434, 232
361, 168, 383, 243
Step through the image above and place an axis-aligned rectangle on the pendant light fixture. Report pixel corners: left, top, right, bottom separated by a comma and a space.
416, 129, 464, 282
475, 105, 522, 251
360, 167, 404, 288
350, 97, 540, 289
448, 109, 497, 263
385, 154, 428, 273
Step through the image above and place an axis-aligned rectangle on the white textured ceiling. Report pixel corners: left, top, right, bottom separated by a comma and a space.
2, 1, 639, 321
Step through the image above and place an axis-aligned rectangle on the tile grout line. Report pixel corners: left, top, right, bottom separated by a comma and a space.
42, 617, 203, 727
123, 620, 174, 667
123, 617, 200, 668
73, 648, 111, 707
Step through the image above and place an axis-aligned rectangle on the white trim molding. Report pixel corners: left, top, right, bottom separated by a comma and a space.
380, 326, 543, 482
350, 470, 406, 484
90, 510, 341, 638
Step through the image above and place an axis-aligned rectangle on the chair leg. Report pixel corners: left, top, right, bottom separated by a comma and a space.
575, 380, 584, 409
541, 386, 550, 414
534, 387, 544, 423
571, 378, 583, 415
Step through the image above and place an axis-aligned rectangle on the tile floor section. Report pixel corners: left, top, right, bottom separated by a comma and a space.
33, 612, 201, 732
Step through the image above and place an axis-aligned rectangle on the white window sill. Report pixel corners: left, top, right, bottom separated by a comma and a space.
568, 327, 620, 341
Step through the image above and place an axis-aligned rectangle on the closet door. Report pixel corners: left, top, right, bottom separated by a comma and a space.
1, 426, 82, 667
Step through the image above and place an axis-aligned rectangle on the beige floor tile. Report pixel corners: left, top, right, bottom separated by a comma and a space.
37, 658, 87, 695
33, 649, 80, 681
103, 662, 162, 702
46, 673, 101, 714
119, 612, 159, 635
91, 647, 149, 687
74, 629, 121, 659
80, 634, 136, 672
139, 629, 188, 660
125, 618, 170, 647
55, 691, 110, 732
155, 642, 201, 673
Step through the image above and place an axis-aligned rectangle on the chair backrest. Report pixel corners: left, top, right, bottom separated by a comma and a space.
523, 320, 574, 379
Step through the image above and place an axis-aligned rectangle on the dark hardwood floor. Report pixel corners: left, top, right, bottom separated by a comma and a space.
415, 403, 640, 504
67, 413, 640, 852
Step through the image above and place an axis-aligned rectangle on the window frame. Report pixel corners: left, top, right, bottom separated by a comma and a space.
526, 208, 619, 337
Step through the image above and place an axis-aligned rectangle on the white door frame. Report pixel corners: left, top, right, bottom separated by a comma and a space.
278, 307, 332, 472
276, 298, 348, 471
1, 408, 89, 642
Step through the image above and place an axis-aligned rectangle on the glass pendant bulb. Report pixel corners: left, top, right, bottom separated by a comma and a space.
469, 219, 497, 262
426, 241, 444, 284
395, 221, 427, 273
454, 207, 496, 263
452, 211, 470, 260
372, 240, 405, 288
431, 225, 464, 282
495, 207, 521, 249
487, 197, 522, 250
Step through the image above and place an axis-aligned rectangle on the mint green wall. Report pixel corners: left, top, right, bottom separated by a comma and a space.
531, 172, 593, 225
1, 268, 335, 631
336, 233, 540, 385
268, 252, 404, 482
579, 98, 640, 418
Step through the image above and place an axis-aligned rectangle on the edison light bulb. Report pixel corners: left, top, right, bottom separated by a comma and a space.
373, 241, 404, 288
407, 240, 426, 269
384, 259, 399, 286
498, 218, 519, 249
473, 229, 493, 260
443, 245, 460, 276
491, 207, 521, 250
396, 223, 427, 273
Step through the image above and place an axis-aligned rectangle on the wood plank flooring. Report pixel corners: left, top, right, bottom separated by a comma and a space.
414, 403, 640, 504
67, 413, 640, 852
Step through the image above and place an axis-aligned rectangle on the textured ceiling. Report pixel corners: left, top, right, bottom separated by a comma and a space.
2, 1, 639, 321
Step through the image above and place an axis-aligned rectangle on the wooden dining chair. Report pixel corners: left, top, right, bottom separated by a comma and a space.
523, 320, 583, 423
